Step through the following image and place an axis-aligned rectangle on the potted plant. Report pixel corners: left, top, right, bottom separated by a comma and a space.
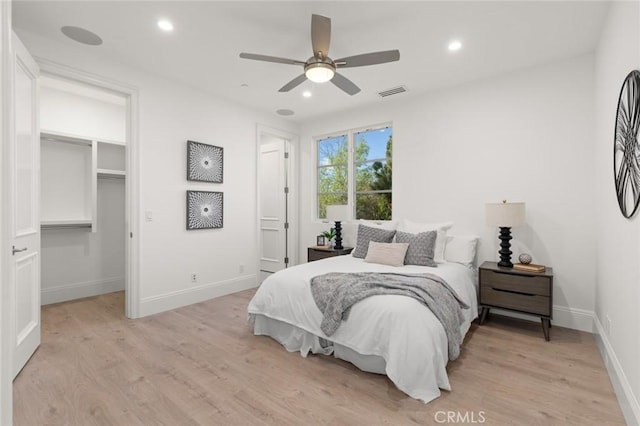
321, 228, 336, 247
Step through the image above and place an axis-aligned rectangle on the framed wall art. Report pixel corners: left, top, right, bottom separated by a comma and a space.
614, 70, 640, 218
187, 140, 223, 183
186, 190, 223, 230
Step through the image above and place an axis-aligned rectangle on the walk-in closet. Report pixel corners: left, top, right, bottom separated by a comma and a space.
39, 75, 128, 306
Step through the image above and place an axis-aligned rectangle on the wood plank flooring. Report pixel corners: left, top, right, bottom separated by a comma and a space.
14, 290, 625, 425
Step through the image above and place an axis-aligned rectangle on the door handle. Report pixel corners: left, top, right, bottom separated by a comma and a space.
12, 246, 27, 255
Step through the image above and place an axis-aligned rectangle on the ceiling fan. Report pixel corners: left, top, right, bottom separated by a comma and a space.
239, 14, 400, 96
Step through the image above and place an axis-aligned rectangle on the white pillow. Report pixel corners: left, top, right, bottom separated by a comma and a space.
397, 219, 454, 263
359, 219, 398, 231
444, 235, 479, 268
364, 242, 409, 267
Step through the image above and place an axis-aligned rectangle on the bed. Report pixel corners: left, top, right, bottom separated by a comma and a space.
247, 252, 478, 403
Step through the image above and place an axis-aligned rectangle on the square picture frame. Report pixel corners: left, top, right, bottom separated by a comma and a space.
186, 190, 223, 230
187, 140, 223, 183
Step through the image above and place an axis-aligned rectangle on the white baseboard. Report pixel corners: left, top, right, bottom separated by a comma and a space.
489, 304, 595, 333
139, 274, 258, 317
594, 315, 640, 426
42, 277, 125, 305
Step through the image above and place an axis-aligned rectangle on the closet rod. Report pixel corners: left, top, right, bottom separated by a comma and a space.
41, 224, 92, 230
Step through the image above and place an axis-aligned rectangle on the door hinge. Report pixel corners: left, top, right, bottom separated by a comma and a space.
284, 152, 289, 159
284, 257, 289, 265
284, 187, 289, 194
130, 232, 133, 238
284, 222, 289, 229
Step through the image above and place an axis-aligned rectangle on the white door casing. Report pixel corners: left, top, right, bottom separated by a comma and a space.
259, 139, 288, 274
10, 34, 40, 378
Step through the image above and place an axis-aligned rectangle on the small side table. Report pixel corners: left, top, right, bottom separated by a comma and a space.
478, 261, 554, 341
307, 246, 353, 262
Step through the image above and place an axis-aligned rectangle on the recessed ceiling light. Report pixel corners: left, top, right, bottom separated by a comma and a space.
61, 26, 103, 46
276, 109, 295, 116
240, 83, 249, 88
302, 90, 312, 98
157, 19, 174, 32
448, 40, 462, 52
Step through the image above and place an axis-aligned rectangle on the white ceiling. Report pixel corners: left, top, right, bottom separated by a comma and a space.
13, 1, 610, 123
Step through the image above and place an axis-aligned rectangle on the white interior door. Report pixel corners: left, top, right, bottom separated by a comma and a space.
259, 139, 289, 274
10, 34, 40, 378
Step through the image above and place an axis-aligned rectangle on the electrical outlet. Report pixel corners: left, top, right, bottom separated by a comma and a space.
605, 315, 612, 337
191, 273, 197, 283
239, 264, 245, 273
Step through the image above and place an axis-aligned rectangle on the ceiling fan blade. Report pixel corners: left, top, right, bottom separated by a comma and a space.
279, 74, 308, 92
239, 52, 305, 66
331, 73, 361, 96
311, 14, 331, 58
335, 50, 400, 68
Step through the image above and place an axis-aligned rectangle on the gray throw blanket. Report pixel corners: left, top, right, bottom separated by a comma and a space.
310, 272, 470, 360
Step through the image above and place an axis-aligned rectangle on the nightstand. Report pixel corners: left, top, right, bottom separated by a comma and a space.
478, 261, 554, 341
307, 246, 353, 262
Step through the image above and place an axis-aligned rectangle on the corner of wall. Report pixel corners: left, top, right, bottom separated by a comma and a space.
593, 314, 640, 425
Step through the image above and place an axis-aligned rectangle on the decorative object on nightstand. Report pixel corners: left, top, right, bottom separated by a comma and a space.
613, 69, 640, 218
307, 246, 353, 262
316, 235, 326, 246
485, 200, 525, 268
320, 228, 336, 247
326, 205, 349, 250
478, 261, 553, 341
518, 253, 532, 264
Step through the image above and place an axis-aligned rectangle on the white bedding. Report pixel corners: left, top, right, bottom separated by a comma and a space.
247, 255, 478, 403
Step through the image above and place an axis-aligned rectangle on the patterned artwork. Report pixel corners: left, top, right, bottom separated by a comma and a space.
614, 70, 640, 218
187, 140, 223, 183
186, 191, 223, 230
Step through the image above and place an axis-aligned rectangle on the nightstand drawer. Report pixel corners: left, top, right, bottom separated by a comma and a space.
481, 269, 550, 296
308, 249, 337, 262
307, 247, 353, 262
481, 286, 551, 316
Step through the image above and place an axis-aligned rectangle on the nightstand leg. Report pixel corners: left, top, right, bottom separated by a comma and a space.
479, 307, 490, 325
541, 318, 551, 341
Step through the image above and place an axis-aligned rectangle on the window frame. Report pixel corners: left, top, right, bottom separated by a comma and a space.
315, 122, 393, 221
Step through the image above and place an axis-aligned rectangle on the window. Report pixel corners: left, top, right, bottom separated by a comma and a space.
317, 124, 392, 220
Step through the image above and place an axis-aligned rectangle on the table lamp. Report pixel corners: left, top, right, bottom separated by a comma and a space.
485, 200, 525, 268
326, 205, 349, 250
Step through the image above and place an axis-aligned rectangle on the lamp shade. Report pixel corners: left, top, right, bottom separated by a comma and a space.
485, 202, 525, 227
305, 63, 335, 83
326, 204, 349, 221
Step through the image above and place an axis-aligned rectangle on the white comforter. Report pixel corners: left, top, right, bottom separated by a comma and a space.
247, 255, 478, 403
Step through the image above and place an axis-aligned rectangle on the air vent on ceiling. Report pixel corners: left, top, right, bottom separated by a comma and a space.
377, 85, 408, 98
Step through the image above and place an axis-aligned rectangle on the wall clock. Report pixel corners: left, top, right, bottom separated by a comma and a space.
614, 70, 640, 218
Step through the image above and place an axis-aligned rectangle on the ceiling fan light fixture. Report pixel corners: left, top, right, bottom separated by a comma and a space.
305, 62, 335, 83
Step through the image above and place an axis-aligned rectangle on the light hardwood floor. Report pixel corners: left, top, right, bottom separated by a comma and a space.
14, 290, 624, 425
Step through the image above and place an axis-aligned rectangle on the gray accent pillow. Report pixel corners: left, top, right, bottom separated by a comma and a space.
352, 225, 396, 258
395, 230, 437, 267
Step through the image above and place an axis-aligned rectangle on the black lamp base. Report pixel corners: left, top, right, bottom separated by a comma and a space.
497, 226, 513, 268
334, 221, 344, 250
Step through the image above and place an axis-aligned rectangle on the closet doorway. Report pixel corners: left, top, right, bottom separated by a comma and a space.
37, 64, 139, 318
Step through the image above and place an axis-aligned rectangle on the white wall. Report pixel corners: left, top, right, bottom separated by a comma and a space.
40, 85, 125, 141
594, 2, 640, 424
17, 30, 298, 316
299, 54, 596, 330
40, 85, 127, 304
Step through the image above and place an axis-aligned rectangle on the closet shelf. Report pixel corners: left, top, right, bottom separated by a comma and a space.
97, 168, 126, 179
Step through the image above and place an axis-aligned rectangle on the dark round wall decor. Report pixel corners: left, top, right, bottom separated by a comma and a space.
614, 70, 640, 218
